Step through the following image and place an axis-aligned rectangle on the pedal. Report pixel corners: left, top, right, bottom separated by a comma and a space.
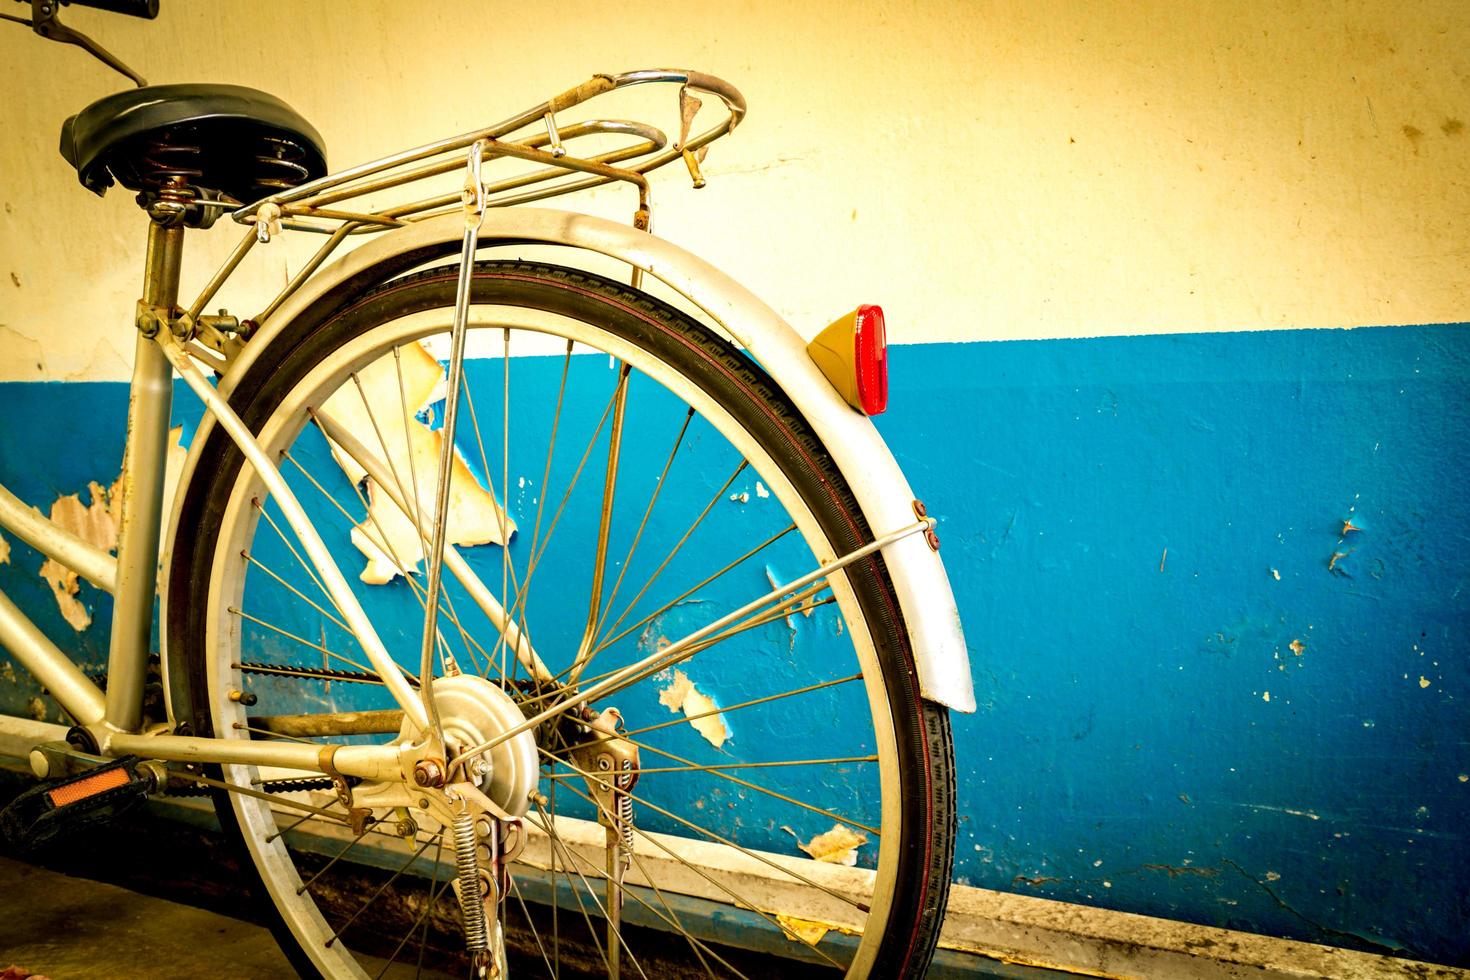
0, 756, 152, 854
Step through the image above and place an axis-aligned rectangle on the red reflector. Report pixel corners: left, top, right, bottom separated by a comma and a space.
854, 304, 888, 415
48, 767, 129, 806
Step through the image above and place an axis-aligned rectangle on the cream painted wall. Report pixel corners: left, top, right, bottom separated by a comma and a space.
0, 0, 1466, 381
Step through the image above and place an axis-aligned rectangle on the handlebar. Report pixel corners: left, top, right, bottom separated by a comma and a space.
65, 0, 158, 18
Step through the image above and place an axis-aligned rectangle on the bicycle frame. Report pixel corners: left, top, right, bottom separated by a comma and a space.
0, 67, 973, 789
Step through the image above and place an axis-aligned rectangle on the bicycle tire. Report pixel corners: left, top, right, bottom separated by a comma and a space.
166, 260, 955, 978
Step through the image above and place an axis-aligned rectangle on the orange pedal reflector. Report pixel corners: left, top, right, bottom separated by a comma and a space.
48, 766, 130, 807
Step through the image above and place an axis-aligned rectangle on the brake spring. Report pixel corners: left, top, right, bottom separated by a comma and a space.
617, 760, 635, 854
453, 812, 489, 954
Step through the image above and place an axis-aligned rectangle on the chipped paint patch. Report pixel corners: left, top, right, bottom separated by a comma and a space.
0, 530, 9, 565
320, 343, 516, 584
783, 823, 867, 866
657, 668, 729, 748
40, 479, 119, 631
774, 913, 830, 945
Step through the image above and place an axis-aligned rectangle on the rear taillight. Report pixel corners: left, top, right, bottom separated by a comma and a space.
853, 304, 887, 415
806, 304, 890, 416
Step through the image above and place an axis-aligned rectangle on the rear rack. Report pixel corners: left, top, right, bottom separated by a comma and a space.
184, 69, 745, 327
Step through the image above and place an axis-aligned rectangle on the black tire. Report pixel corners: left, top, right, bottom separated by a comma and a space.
166, 260, 955, 978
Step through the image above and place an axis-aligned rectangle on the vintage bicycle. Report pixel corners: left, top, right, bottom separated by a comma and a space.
0, 1, 974, 976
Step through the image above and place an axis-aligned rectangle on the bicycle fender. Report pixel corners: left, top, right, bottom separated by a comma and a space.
168, 209, 975, 715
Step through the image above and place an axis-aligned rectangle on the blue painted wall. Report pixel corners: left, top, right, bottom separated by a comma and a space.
0, 321, 1466, 964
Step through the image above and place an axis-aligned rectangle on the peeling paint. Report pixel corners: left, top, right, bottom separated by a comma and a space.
40, 479, 119, 631
320, 343, 516, 584
657, 668, 729, 748
782, 823, 867, 866
774, 913, 830, 945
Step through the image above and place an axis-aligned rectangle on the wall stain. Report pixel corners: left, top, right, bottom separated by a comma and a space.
1441, 118, 1464, 137
1141, 863, 1219, 878
1013, 874, 1061, 887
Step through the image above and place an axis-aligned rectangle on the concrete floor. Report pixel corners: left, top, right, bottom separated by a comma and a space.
0, 855, 295, 979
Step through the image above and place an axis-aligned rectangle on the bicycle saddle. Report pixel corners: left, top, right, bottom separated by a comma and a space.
59, 83, 327, 205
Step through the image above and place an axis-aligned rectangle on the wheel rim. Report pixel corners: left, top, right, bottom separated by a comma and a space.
193, 296, 908, 977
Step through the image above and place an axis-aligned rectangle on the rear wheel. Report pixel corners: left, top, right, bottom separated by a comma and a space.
167, 261, 955, 978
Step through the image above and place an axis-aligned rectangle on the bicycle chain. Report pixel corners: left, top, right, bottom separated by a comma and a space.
163, 774, 361, 798
237, 661, 401, 686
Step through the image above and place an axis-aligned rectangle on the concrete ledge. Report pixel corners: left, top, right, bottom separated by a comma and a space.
939, 883, 1470, 979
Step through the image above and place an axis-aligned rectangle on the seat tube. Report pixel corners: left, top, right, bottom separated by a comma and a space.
103, 218, 183, 733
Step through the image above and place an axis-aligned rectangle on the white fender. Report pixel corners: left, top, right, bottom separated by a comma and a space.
177, 208, 975, 713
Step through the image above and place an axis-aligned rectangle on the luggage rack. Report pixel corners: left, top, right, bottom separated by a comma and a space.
184, 69, 746, 327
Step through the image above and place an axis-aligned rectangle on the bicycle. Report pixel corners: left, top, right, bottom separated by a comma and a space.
0, 1, 975, 976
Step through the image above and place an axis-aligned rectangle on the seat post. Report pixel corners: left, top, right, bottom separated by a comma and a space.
101, 214, 183, 735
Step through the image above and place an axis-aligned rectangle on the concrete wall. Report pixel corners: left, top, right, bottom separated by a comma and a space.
1, 0, 1467, 968
3, 0, 1468, 377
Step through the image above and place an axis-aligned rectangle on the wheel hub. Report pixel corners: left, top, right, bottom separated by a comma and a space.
400, 674, 537, 817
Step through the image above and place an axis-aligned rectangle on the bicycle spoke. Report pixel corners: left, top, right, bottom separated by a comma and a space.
373, 857, 456, 980
529, 803, 620, 977
461, 344, 528, 681
412, 833, 446, 978
591, 407, 695, 644
501, 328, 512, 682
551, 775, 850, 971
312, 408, 536, 683
242, 550, 354, 637
530, 802, 651, 980
591, 459, 749, 656
508, 874, 558, 977
254, 500, 346, 622
298, 822, 376, 895
622, 673, 861, 741
506, 340, 572, 703
621, 735, 879, 836
593, 522, 797, 657
497, 371, 627, 666
543, 749, 869, 914
328, 829, 445, 945
569, 361, 633, 684
283, 447, 489, 678
627, 847, 750, 980
229, 607, 376, 677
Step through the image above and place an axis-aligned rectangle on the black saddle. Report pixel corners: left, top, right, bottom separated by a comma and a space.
59, 83, 328, 205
